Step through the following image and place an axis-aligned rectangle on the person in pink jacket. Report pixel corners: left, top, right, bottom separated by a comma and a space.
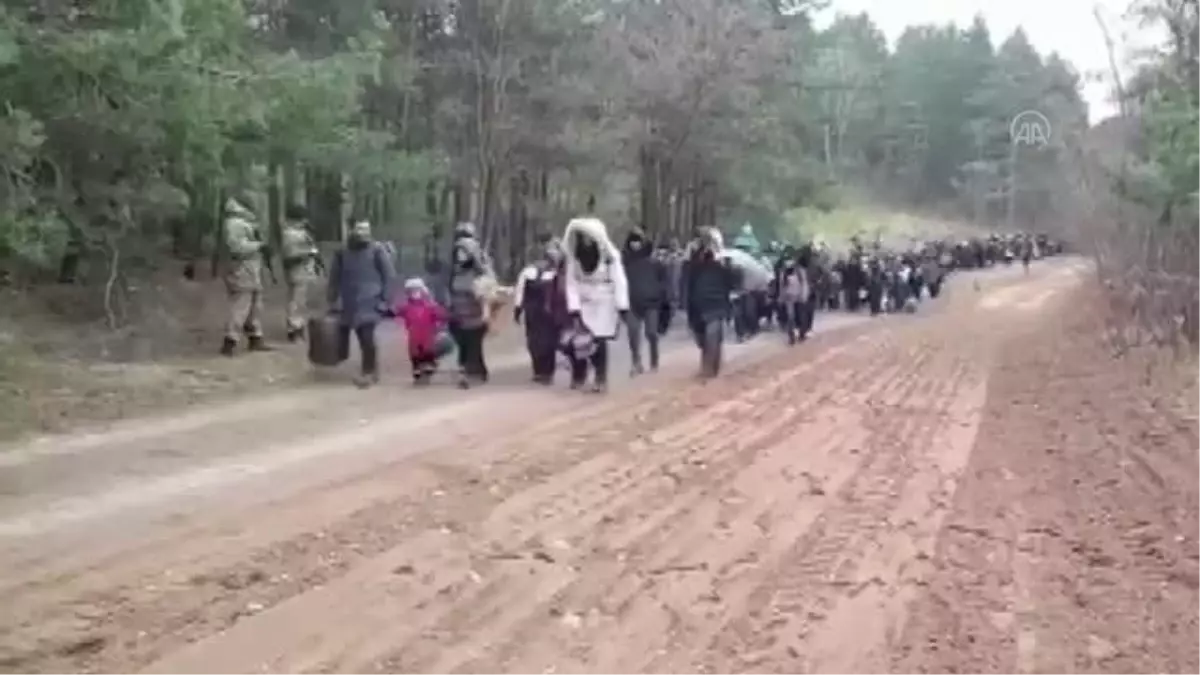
395, 278, 448, 385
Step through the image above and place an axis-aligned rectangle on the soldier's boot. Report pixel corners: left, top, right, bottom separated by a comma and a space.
287, 327, 305, 343
247, 335, 273, 352
220, 337, 237, 357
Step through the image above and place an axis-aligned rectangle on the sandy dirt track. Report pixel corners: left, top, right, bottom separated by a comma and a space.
0, 259, 1195, 674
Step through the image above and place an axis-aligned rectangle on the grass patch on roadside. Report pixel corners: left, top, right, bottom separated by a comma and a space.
782, 205, 978, 250
0, 307, 531, 446
0, 336, 47, 441
0, 334, 311, 444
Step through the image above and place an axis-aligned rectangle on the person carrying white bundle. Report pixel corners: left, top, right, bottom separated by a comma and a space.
562, 217, 630, 393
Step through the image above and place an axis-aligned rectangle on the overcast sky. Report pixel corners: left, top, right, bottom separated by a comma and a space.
817, 0, 1163, 124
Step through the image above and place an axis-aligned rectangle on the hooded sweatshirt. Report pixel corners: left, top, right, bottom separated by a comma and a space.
621, 229, 668, 311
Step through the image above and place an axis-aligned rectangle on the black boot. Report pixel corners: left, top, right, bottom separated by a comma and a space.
220, 337, 237, 357
247, 335, 273, 352
287, 327, 304, 343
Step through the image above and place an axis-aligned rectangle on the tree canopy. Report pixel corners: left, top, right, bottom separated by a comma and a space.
0, 0, 1192, 287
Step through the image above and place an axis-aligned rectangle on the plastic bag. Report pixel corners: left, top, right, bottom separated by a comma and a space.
433, 331, 456, 358
559, 326, 595, 360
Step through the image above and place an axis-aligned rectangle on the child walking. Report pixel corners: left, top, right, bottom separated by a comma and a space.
395, 278, 448, 385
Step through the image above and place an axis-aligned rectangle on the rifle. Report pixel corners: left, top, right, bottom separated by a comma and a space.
253, 229, 278, 285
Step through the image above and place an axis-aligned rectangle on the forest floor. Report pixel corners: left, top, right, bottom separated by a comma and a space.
0, 275, 534, 442
0, 258, 1195, 674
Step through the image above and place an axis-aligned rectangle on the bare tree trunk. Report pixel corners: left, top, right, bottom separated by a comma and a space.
1006, 143, 1018, 230
657, 156, 672, 239
639, 145, 660, 234
508, 172, 530, 273
699, 177, 717, 230
529, 169, 548, 241
452, 181, 469, 225
479, 164, 497, 252
823, 123, 834, 177
267, 159, 282, 256
209, 186, 224, 279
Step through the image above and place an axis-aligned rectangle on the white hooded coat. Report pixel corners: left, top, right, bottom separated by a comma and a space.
563, 217, 629, 339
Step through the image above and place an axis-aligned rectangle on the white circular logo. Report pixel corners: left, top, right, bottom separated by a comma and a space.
1009, 110, 1052, 147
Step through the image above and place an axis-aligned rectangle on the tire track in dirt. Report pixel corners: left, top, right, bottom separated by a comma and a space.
468, 324, 984, 672
0, 338, 820, 634
489, 350, 937, 674
702, 350, 957, 672
388, 345, 921, 674
131, 333, 897, 672
886, 292, 1075, 675
0, 392, 671, 670
0, 331, 874, 674
683, 326, 989, 674
892, 277, 1197, 675
785, 353, 989, 673
0, 390, 560, 595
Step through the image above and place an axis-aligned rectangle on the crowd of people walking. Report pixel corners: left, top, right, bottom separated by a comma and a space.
214, 195, 1060, 390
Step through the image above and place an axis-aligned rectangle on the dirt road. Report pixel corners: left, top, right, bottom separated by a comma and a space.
0, 259, 1195, 674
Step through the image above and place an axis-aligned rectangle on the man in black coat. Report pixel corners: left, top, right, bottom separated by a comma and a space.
681, 228, 737, 378
621, 227, 668, 374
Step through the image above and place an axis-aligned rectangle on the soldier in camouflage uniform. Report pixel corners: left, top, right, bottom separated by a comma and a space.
280, 204, 320, 342
221, 197, 272, 356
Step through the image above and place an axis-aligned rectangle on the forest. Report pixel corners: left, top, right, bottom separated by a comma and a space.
0, 0, 1195, 327
0, 0, 1195, 355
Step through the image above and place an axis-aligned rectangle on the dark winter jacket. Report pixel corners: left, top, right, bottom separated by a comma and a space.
327, 239, 396, 328
681, 247, 737, 319
515, 259, 568, 330
621, 233, 668, 311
